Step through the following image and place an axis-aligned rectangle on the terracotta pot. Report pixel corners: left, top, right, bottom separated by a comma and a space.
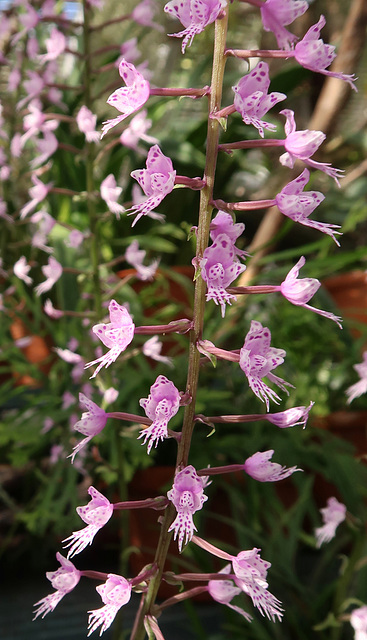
323, 270, 367, 343
10, 314, 54, 386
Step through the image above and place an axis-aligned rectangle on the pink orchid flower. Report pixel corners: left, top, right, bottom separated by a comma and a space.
280, 256, 343, 327
69, 393, 108, 462
243, 450, 302, 482
168, 465, 209, 551
76, 105, 100, 143
240, 320, 293, 411
346, 351, 367, 404
34, 256, 62, 296
294, 16, 357, 90
165, 0, 227, 53
14, 256, 33, 285
33, 553, 81, 619
260, 0, 308, 50
138, 375, 181, 453
101, 59, 150, 138
100, 174, 125, 219
63, 487, 113, 558
275, 168, 341, 245
315, 497, 346, 547
128, 144, 176, 225
85, 300, 135, 378
233, 62, 286, 137
87, 574, 132, 636
200, 233, 246, 317
280, 109, 343, 185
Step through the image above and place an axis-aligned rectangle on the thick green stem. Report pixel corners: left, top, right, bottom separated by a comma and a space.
130, 10, 229, 640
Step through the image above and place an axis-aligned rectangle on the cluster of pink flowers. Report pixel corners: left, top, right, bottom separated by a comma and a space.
3, 0, 358, 638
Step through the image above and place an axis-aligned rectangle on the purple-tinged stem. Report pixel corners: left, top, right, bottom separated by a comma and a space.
197, 464, 244, 476
44, 113, 75, 123
157, 586, 209, 611
50, 187, 80, 197
81, 570, 109, 580
145, 616, 165, 640
227, 285, 279, 294
175, 175, 205, 190
219, 139, 284, 151
135, 319, 192, 335
171, 571, 236, 581
90, 14, 130, 32
150, 86, 210, 98
47, 82, 83, 92
195, 412, 269, 424
212, 197, 276, 211
58, 142, 82, 155
130, 566, 158, 587
113, 497, 169, 511
226, 48, 293, 59
107, 411, 151, 425
211, 104, 236, 118
41, 15, 83, 28
192, 535, 233, 561
198, 341, 240, 362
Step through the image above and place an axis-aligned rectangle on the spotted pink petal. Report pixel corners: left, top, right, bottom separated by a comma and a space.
243, 450, 302, 482
101, 60, 150, 138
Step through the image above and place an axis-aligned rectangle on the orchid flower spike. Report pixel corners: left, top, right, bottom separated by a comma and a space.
240, 320, 293, 411
164, 0, 227, 54
314, 496, 347, 547
33, 553, 81, 619
127, 145, 176, 225
69, 393, 108, 462
275, 169, 341, 245
138, 375, 181, 453
346, 351, 367, 404
87, 574, 132, 637
294, 16, 357, 90
260, 0, 309, 50
168, 465, 208, 551
231, 548, 284, 622
63, 487, 114, 558
233, 62, 286, 137
101, 59, 150, 138
200, 233, 246, 317
280, 256, 343, 328
208, 565, 252, 622
85, 300, 135, 378
280, 110, 343, 185
243, 450, 302, 482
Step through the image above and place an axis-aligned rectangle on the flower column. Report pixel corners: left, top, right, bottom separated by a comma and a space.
131, 7, 229, 638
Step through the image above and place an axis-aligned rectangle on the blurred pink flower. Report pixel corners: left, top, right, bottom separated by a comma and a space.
35, 257, 62, 296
